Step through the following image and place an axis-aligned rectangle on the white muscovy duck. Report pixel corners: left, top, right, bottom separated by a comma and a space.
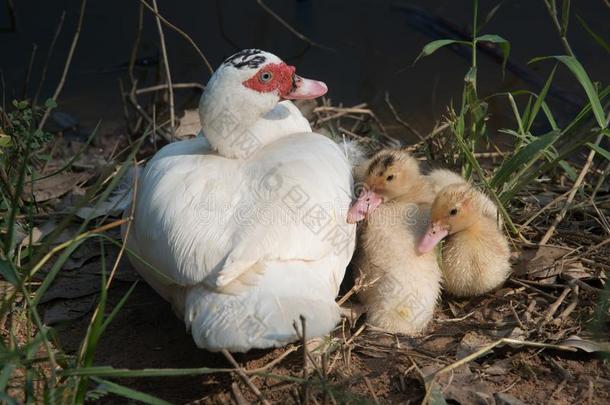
124, 49, 356, 352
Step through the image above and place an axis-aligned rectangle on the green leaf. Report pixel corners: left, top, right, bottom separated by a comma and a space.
0, 134, 11, 148
576, 15, 610, 53
481, 1, 504, 30
587, 142, 610, 161
560, 0, 571, 36
476, 34, 511, 75
558, 160, 577, 181
44, 98, 57, 109
90, 378, 171, 405
0, 258, 18, 285
413, 39, 470, 65
491, 130, 560, 190
0, 363, 14, 391
525, 65, 557, 133
529, 55, 607, 129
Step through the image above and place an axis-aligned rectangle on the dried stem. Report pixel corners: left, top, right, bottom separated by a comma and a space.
22, 43, 37, 100
221, 349, 271, 405
33, 11, 66, 106
540, 132, 604, 244
38, 0, 87, 131
151, 0, 175, 136
256, 0, 332, 51
136, 0, 213, 74
128, 2, 144, 87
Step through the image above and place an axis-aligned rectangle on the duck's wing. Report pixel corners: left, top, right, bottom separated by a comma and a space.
128, 137, 246, 289
212, 133, 356, 292
129, 134, 355, 296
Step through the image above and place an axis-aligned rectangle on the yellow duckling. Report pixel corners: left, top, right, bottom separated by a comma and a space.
418, 182, 511, 297
348, 149, 441, 335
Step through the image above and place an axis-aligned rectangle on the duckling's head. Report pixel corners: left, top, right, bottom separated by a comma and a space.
347, 149, 420, 223
418, 183, 479, 253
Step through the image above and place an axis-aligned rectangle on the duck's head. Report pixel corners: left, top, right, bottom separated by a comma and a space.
199, 49, 327, 156
418, 183, 478, 253
347, 150, 421, 223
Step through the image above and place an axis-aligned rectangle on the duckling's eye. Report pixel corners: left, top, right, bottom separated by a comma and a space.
260, 71, 273, 82
449, 208, 458, 216
386, 175, 394, 181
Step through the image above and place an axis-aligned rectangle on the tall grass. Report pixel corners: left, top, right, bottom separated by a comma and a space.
415, 0, 609, 238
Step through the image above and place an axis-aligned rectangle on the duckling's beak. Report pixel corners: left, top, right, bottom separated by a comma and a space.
347, 189, 383, 223
418, 222, 449, 254
282, 74, 328, 100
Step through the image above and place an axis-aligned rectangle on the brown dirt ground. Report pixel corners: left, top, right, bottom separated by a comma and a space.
51, 269, 610, 405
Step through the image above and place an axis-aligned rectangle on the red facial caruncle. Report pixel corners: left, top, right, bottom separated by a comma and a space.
242, 62, 328, 100
242, 62, 296, 98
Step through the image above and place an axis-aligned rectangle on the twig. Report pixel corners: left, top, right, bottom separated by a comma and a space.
129, 2, 144, 87
363, 377, 380, 405
385, 91, 424, 141
127, 92, 172, 142
245, 346, 298, 375
105, 160, 138, 288
230, 383, 249, 405
299, 315, 309, 404
221, 349, 271, 405
135, 82, 204, 95
538, 287, 570, 328
151, 0, 175, 136
509, 301, 526, 330
256, 0, 332, 51
519, 189, 571, 232
540, 132, 604, 244
136, 0, 213, 74
428, 338, 577, 382
22, 43, 37, 100
38, 0, 87, 130
558, 285, 579, 320
403, 122, 451, 152
33, 11, 66, 106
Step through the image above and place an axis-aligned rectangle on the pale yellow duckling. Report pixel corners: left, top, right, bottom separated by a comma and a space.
418, 182, 511, 297
348, 149, 441, 335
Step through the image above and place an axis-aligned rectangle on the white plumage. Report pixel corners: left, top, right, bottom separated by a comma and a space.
124, 50, 356, 352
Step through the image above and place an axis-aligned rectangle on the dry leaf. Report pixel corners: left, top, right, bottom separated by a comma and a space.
22, 172, 91, 203
43, 294, 96, 325
513, 245, 572, 278
175, 109, 201, 138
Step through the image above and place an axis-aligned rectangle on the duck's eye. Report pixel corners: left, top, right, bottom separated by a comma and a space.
260, 71, 273, 82
449, 208, 458, 216
386, 175, 394, 181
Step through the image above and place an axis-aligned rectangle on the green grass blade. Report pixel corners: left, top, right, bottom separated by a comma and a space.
476, 34, 511, 75
491, 130, 560, 191
576, 15, 610, 53
90, 377, 171, 405
0, 363, 14, 391
100, 281, 138, 334
60, 365, 229, 378
560, 0, 571, 36
525, 65, 557, 133
507, 93, 525, 135
0, 258, 18, 285
413, 39, 470, 65
0, 392, 18, 405
587, 142, 610, 161
530, 55, 607, 129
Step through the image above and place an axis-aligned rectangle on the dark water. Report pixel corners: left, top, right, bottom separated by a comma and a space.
1, 0, 609, 138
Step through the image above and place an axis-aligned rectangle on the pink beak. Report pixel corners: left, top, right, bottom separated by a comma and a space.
347, 188, 383, 224
283, 75, 328, 100
418, 222, 449, 254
